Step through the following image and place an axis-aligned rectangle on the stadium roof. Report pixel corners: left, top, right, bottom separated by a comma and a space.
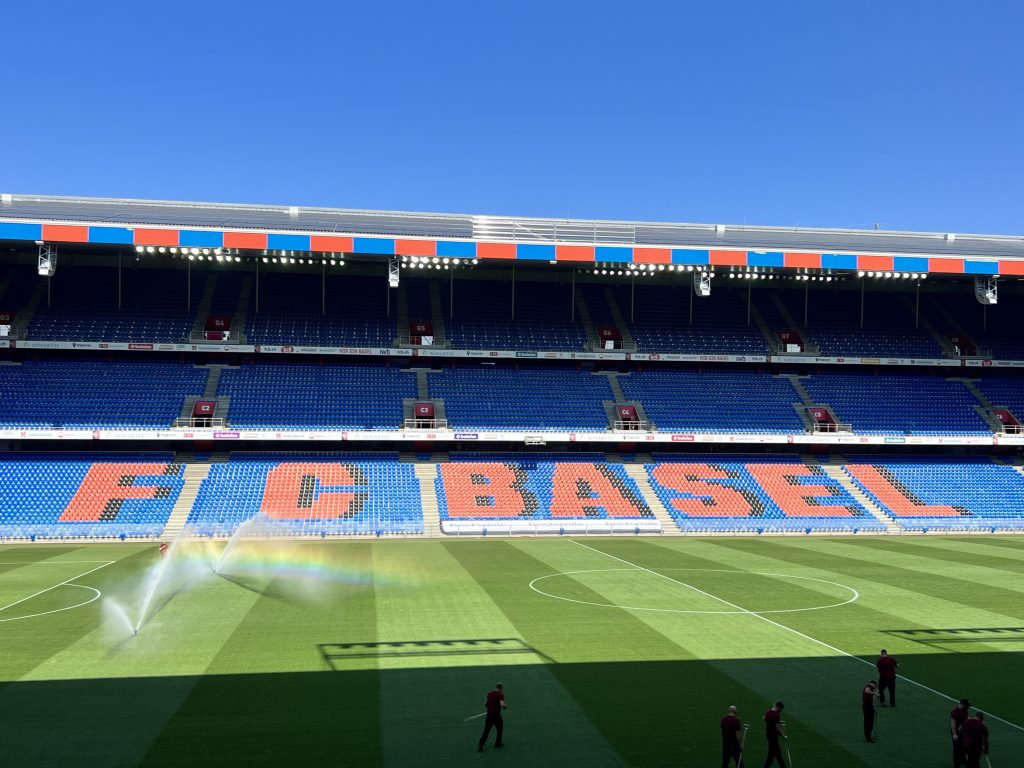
2, 193, 1023, 259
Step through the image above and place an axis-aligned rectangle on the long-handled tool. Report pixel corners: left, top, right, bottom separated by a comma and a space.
463, 712, 487, 722
737, 724, 750, 767
985, 754, 993, 768
781, 721, 794, 768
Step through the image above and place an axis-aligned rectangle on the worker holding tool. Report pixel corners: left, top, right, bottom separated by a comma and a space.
477, 682, 507, 753
720, 705, 744, 767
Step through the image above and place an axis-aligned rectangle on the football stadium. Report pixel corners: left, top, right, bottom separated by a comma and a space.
2, 194, 1024, 766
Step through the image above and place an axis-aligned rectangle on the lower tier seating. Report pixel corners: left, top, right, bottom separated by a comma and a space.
844, 457, 1024, 532
645, 457, 886, 533
187, 458, 423, 536
435, 461, 659, 534
0, 454, 183, 539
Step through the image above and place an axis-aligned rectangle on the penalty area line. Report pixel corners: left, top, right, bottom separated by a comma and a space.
0, 561, 116, 615
570, 539, 1024, 736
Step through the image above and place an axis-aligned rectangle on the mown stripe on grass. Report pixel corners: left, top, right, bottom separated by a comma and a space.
559, 539, 884, 767
447, 539, 865, 767
834, 536, 1024, 576
689, 538, 1024, 734
141, 540, 383, 768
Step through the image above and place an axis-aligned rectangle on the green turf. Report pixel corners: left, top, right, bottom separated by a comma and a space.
1, 536, 1023, 767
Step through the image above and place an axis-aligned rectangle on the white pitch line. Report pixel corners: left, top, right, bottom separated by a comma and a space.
0, 561, 115, 615
0, 561, 119, 565
570, 539, 1024, 735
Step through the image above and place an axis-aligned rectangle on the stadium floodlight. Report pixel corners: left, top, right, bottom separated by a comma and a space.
234, 256, 241, 263
975, 276, 998, 305
135, 246, 145, 254
146, 246, 155, 254
452, 258, 461, 265
472, 258, 479, 265
37, 244, 57, 277
442, 257, 450, 264
214, 248, 222, 256
262, 257, 268, 263
188, 254, 195, 261
158, 247, 166, 253
431, 257, 440, 264
694, 270, 711, 297
202, 249, 210, 256
191, 248, 200, 256
858, 270, 865, 277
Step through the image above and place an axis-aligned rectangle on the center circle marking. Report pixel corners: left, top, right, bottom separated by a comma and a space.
528, 568, 859, 615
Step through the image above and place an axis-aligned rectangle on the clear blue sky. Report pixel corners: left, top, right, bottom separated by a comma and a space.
5, 1, 1023, 234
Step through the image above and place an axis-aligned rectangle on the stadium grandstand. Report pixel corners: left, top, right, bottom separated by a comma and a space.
2, 192, 1024, 540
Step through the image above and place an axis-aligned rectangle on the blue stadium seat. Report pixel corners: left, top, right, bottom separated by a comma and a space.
217, 363, 417, 430
0, 453, 182, 539
802, 372, 989, 434
429, 366, 612, 431
187, 456, 423, 536
0, 360, 206, 429
619, 370, 804, 432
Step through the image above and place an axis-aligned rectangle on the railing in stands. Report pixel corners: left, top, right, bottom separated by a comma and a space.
614, 420, 650, 432
812, 422, 853, 434
173, 417, 227, 428
403, 418, 449, 430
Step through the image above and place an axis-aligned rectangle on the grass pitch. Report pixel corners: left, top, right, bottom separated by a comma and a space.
2, 536, 1024, 767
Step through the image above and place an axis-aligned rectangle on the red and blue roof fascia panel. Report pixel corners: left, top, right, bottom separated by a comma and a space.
0, 220, 1013, 276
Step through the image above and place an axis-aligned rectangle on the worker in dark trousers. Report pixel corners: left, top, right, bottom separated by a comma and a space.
875, 650, 899, 707
950, 698, 970, 768
477, 682, 506, 752
961, 711, 989, 768
862, 680, 879, 742
762, 700, 787, 768
720, 705, 743, 767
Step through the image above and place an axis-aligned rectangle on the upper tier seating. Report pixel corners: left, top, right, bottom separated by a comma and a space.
207, 272, 244, 318
187, 457, 423, 536
802, 289, 943, 357
28, 267, 193, 342
0, 454, 182, 539
428, 366, 612, 431
844, 457, 1024, 531
0, 266, 38, 316
645, 456, 884, 533
443, 279, 587, 351
217, 363, 417, 430
801, 372, 989, 434
0, 360, 207, 429
246, 273, 396, 347
619, 370, 805, 432
405, 278, 434, 333
623, 285, 768, 355
934, 293, 1024, 359
578, 283, 619, 325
